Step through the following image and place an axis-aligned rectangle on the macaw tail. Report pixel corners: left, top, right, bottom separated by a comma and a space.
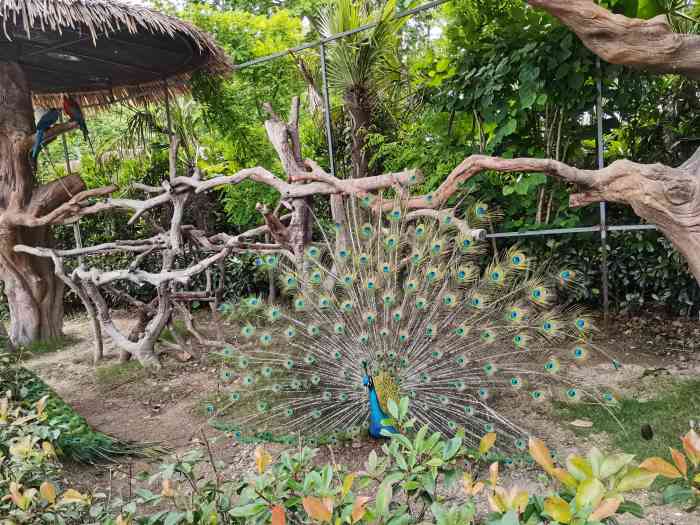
31, 129, 45, 160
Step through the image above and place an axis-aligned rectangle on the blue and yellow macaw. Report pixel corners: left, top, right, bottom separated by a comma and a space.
31, 108, 61, 160
363, 372, 398, 439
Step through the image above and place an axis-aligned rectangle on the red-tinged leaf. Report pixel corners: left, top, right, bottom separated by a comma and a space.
303, 496, 332, 523
589, 497, 622, 521
529, 437, 554, 473
639, 457, 682, 479
670, 448, 688, 478
271, 505, 286, 525
351, 496, 370, 524
682, 431, 700, 467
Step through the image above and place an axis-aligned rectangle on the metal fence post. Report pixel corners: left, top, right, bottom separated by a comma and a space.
596, 58, 609, 323
319, 42, 336, 177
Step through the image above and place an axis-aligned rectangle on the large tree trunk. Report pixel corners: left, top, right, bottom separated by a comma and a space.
0, 62, 67, 345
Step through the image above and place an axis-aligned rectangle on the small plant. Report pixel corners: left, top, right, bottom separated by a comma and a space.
526, 437, 655, 524
639, 428, 700, 510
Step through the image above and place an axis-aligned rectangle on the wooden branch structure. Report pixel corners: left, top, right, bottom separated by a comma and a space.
11, 97, 485, 366
20, 75, 698, 365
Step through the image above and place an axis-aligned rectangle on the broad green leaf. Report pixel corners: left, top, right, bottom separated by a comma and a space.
575, 478, 605, 509
600, 453, 635, 479
375, 473, 402, 517
587, 447, 604, 478
443, 436, 462, 460
662, 484, 695, 505
616, 468, 657, 492
636, 0, 663, 19
163, 512, 186, 525
617, 500, 645, 518
229, 503, 268, 518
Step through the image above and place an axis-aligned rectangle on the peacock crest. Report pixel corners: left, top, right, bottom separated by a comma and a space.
209, 195, 616, 452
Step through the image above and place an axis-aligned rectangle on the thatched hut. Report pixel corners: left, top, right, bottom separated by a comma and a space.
0, 0, 232, 346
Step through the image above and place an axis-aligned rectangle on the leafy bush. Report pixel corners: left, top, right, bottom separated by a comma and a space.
640, 428, 700, 511
40, 397, 659, 525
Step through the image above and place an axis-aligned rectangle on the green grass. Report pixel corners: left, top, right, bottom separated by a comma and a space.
18, 335, 80, 356
557, 379, 700, 459
95, 361, 145, 387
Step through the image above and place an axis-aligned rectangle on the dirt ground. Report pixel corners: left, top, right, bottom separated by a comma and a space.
22, 311, 700, 524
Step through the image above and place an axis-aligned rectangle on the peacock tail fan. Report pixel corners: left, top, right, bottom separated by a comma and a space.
0, 365, 166, 464
210, 195, 619, 453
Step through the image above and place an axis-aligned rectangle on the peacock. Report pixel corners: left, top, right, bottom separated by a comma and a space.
209, 195, 617, 452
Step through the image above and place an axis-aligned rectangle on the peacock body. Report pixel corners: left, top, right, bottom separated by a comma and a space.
210, 196, 616, 451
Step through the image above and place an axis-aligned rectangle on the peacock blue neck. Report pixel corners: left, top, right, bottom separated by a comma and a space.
366, 380, 397, 439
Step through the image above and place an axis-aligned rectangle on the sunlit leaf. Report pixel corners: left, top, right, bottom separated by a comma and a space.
59, 488, 87, 506
254, 446, 272, 474
342, 473, 356, 498
589, 497, 622, 521
575, 477, 605, 509
566, 454, 593, 481
543, 495, 572, 524
639, 457, 682, 479
616, 468, 657, 492
303, 496, 333, 523
600, 453, 635, 479
529, 437, 554, 473
39, 481, 56, 504
551, 467, 578, 490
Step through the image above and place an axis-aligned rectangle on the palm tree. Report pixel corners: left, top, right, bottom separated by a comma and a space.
315, 0, 407, 179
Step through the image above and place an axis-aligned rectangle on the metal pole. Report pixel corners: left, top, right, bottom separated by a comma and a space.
319, 43, 336, 177
59, 113, 84, 263
596, 57, 609, 323
163, 78, 175, 182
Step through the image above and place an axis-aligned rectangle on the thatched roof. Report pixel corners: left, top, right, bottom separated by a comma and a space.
0, 0, 232, 109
